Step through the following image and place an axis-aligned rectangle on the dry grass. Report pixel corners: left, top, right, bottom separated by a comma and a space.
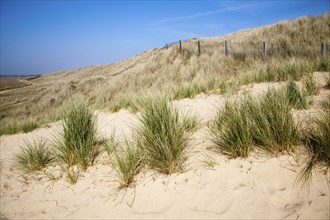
0, 76, 40, 91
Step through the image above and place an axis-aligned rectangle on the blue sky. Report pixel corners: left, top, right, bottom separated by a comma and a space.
1, 0, 329, 75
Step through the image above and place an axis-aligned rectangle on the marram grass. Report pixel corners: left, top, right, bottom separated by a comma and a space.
138, 96, 198, 174
286, 79, 309, 110
54, 103, 98, 171
111, 138, 143, 188
0, 120, 39, 136
210, 87, 299, 157
303, 74, 320, 96
210, 99, 253, 158
251, 88, 299, 153
16, 139, 53, 172
298, 96, 330, 186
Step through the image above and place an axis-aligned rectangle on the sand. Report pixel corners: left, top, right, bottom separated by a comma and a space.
1, 81, 329, 219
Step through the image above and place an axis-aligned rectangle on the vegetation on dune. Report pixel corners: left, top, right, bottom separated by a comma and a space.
298, 96, 330, 186
16, 139, 53, 172
106, 58, 328, 112
54, 103, 98, 171
251, 88, 299, 153
173, 83, 208, 100
111, 138, 143, 188
210, 100, 253, 158
210, 87, 299, 157
0, 120, 39, 136
286, 79, 309, 110
220, 13, 330, 47
138, 96, 197, 174
239, 59, 329, 86
303, 74, 320, 96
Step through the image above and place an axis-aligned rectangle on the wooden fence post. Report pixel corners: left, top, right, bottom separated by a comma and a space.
224, 41, 228, 56
321, 43, 326, 57
262, 42, 267, 59
197, 41, 201, 56
179, 40, 182, 51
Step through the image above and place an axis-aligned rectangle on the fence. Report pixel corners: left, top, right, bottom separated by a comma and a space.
163, 40, 329, 59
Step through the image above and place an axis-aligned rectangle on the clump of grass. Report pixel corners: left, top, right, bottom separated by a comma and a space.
55, 103, 97, 171
303, 74, 320, 96
108, 94, 150, 113
109, 97, 135, 113
173, 83, 207, 100
210, 100, 253, 158
138, 96, 197, 174
210, 88, 299, 157
298, 102, 330, 186
111, 139, 143, 188
16, 139, 53, 172
0, 120, 39, 136
61, 165, 80, 184
286, 79, 309, 109
251, 88, 299, 153
255, 61, 311, 82
20, 120, 39, 133
0, 122, 19, 136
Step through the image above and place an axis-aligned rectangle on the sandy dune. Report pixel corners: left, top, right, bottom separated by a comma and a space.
1, 81, 329, 219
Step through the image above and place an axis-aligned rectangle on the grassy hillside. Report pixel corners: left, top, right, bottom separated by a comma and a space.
0, 13, 329, 132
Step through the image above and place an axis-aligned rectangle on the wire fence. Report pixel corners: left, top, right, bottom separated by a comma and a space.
163, 40, 329, 59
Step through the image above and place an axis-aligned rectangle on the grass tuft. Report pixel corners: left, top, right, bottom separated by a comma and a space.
251, 88, 299, 153
55, 103, 97, 171
16, 139, 53, 172
0, 122, 19, 136
298, 103, 330, 186
286, 79, 309, 109
173, 83, 207, 100
20, 121, 39, 133
111, 139, 143, 188
61, 165, 80, 184
0, 120, 39, 136
303, 74, 320, 96
210, 99, 253, 158
138, 96, 196, 174
210, 87, 299, 157
254, 61, 311, 82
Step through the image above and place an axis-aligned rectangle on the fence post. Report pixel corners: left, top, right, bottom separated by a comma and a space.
197, 40, 201, 56
179, 40, 182, 51
262, 42, 267, 59
321, 43, 326, 57
224, 41, 228, 56
166, 44, 168, 49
